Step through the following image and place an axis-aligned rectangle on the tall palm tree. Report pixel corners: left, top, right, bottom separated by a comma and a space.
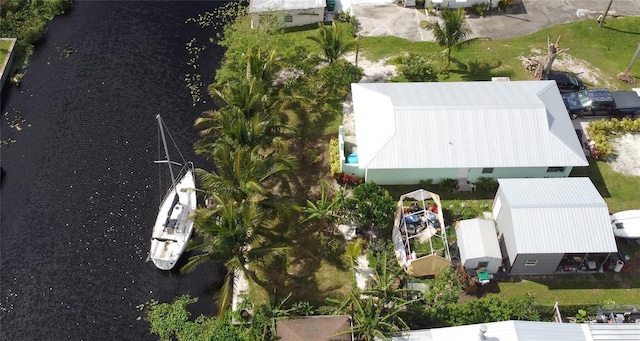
181, 194, 288, 316
306, 21, 356, 64
195, 143, 296, 205
421, 8, 486, 72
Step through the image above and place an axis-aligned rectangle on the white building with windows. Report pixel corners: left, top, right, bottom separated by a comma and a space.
492, 177, 618, 275
249, 0, 326, 28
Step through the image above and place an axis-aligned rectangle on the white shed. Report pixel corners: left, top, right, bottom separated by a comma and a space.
456, 218, 502, 274
493, 178, 618, 275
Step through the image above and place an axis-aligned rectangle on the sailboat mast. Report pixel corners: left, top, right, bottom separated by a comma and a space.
156, 115, 176, 184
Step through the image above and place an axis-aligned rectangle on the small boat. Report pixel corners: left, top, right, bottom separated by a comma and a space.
148, 115, 197, 270
610, 210, 640, 240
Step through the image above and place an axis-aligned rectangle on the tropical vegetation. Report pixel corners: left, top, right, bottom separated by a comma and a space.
0, 0, 73, 65
141, 3, 640, 340
420, 7, 486, 72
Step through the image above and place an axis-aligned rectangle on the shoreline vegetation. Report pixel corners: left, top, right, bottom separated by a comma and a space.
0, 0, 73, 80
143, 3, 640, 340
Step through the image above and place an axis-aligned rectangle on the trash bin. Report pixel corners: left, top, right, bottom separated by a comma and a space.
614, 260, 624, 272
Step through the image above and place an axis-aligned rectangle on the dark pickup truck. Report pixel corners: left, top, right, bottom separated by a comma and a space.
562, 89, 640, 120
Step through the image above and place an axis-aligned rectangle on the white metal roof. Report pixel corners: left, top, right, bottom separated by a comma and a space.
351, 81, 588, 170
588, 323, 640, 340
498, 178, 618, 254
249, 0, 326, 12
456, 218, 501, 262
390, 321, 590, 341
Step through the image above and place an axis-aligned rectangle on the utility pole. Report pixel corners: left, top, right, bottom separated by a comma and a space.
600, 0, 614, 27
626, 42, 640, 73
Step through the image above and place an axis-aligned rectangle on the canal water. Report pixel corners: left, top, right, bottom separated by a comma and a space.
0, 1, 227, 339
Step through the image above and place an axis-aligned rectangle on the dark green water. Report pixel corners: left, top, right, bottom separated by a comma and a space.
0, 1, 227, 339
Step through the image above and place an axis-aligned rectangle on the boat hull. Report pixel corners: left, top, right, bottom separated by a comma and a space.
611, 210, 640, 239
149, 167, 197, 270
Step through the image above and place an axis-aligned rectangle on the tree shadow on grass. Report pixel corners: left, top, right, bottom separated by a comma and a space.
569, 157, 611, 198
450, 58, 511, 81
602, 25, 640, 35
253, 220, 351, 308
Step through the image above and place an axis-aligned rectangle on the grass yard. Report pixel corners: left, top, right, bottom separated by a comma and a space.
252, 17, 640, 310
1, 38, 13, 70
492, 277, 640, 306
357, 17, 640, 88
356, 17, 640, 307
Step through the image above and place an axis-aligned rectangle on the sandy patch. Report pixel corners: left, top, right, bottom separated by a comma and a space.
521, 52, 611, 88
552, 54, 612, 88
609, 133, 640, 177
341, 53, 398, 136
344, 52, 398, 83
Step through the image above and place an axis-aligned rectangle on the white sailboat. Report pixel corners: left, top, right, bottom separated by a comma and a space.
148, 115, 197, 270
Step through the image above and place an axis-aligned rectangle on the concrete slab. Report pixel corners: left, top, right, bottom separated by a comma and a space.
351, 0, 640, 42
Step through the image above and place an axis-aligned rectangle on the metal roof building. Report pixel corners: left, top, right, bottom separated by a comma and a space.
388, 320, 640, 341
493, 177, 618, 275
341, 81, 588, 185
249, 0, 326, 12
456, 218, 502, 274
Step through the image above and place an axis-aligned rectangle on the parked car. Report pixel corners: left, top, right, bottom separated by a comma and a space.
562, 88, 640, 119
544, 72, 584, 93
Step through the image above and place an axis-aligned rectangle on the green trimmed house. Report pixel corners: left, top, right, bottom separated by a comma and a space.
339, 81, 588, 185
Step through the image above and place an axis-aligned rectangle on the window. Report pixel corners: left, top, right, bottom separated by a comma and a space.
284, 14, 293, 22
524, 259, 538, 266
546, 167, 565, 173
482, 168, 494, 174
478, 261, 489, 268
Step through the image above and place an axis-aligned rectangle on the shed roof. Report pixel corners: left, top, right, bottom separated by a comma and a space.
390, 321, 592, 341
249, 0, 326, 12
497, 177, 617, 254
276, 315, 352, 341
351, 81, 587, 170
456, 218, 501, 262
588, 323, 640, 341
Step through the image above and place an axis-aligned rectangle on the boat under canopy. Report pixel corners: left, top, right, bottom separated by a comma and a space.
393, 189, 451, 277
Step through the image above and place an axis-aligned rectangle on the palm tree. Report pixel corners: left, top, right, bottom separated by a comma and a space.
302, 181, 344, 226
195, 143, 296, 206
331, 289, 413, 341
181, 194, 288, 316
421, 8, 487, 72
306, 21, 356, 64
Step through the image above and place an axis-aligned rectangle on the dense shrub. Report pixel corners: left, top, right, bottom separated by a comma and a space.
586, 118, 640, 158
419, 178, 434, 188
0, 0, 73, 56
470, 3, 490, 17
395, 53, 437, 82
497, 0, 514, 11
343, 181, 395, 229
333, 172, 364, 186
319, 59, 363, 88
329, 138, 341, 176
439, 178, 457, 192
473, 177, 498, 193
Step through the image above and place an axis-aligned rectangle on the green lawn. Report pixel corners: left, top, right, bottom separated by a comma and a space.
353, 18, 640, 307
356, 17, 640, 88
0, 38, 12, 67
275, 17, 640, 309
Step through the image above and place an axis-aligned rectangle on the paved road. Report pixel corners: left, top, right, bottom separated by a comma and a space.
353, 0, 640, 42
